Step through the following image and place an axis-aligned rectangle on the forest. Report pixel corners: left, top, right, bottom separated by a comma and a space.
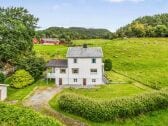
116, 13, 168, 38
36, 27, 112, 40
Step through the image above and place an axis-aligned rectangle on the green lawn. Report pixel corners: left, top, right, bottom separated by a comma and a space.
88, 108, 168, 126
60, 84, 146, 99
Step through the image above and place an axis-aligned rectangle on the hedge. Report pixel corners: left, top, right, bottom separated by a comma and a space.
58, 89, 168, 122
0, 102, 62, 126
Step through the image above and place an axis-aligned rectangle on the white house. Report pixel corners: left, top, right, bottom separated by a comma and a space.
46, 45, 105, 86
0, 84, 8, 101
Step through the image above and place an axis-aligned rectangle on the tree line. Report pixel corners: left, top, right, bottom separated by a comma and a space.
115, 13, 168, 38
36, 27, 112, 41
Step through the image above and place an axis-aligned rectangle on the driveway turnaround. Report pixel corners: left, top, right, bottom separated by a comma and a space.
23, 86, 87, 126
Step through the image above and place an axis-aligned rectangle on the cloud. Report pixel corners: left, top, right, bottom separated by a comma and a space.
106, 0, 144, 3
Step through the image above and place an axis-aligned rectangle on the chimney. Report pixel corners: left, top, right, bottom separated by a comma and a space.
83, 44, 87, 48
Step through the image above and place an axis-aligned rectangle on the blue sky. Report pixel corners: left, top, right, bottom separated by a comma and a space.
1, 0, 168, 31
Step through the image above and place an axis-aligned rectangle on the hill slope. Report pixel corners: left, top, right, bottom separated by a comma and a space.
116, 14, 168, 38
37, 27, 112, 40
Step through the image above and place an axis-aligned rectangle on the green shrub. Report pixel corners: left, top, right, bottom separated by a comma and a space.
0, 72, 5, 83
10, 69, 34, 88
4, 76, 12, 84
58, 89, 168, 122
104, 59, 112, 71
17, 55, 46, 80
0, 102, 62, 126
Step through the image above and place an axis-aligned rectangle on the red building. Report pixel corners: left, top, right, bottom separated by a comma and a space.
41, 38, 64, 45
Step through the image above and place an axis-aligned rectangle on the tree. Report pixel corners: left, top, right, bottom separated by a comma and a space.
104, 59, 112, 71
0, 72, 5, 83
9, 69, 34, 89
0, 7, 38, 66
131, 22, 146, 37
154, 25, 168, 37
16, 53, 46, 80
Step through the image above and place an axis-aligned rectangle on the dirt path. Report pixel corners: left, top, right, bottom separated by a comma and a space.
23, 86, 87, 126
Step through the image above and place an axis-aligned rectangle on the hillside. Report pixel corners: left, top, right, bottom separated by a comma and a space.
36, 27, 112, 40
35, 38, 168, 89
116, 13, 168, 38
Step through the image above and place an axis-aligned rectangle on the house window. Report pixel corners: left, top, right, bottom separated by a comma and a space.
90, 69, 97, 74
60, 69, 66, 74
74, 78, 78, 82
92, 58, 96, 63
92, 79, 96, 83
73, 58, 77, 63
72, 68, 79, 74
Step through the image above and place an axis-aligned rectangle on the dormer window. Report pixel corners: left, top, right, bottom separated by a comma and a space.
73, 58, 77, 63
92, 58, 96, 63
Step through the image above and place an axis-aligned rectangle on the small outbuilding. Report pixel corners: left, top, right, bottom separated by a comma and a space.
0, 84, 8, 101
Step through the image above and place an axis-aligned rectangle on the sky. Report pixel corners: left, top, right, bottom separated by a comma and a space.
1, 0, 168, 31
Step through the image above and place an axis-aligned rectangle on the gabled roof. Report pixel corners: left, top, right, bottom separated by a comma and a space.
46, 59, 68, 68
66, 47, 103, 58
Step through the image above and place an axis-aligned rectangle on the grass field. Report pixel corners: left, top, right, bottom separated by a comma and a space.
34, 44, 67, 61
89, 108, 168, 126
34, 38, 168, 88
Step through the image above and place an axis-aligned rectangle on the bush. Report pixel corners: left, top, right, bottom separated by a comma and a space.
0, 72, 5, 83
17, 54, 46, 80
0, 102, 62, 126
10, 69, 34, 88
58, 89, 168, 122
104, 59, 112, 71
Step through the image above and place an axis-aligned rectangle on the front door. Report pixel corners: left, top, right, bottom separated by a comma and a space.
83, 78, 86, 86
59, 78, 62, 85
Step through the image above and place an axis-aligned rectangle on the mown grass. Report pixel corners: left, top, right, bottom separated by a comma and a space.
61, 84, 146, 99
89, 108, 168, 126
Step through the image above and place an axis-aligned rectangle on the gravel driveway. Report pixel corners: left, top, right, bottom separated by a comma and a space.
23, 86, 87, 126
23, 86, 62, 109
